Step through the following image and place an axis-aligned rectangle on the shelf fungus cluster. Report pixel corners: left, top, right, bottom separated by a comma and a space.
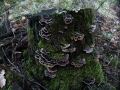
71, 58, 86, 67
39, 15, 52, 25
35, 48, 70, 78
61, 44, 76, 53
35, 48, 57, 67
83, 46, 93, 53
83, 78, 95, 85
64, 14, 74, 24
44, 70, 56, 78
35, 48, 57, 78
71, 32, 84, 41
56, 54, 69, 66
39, 27, 51, 40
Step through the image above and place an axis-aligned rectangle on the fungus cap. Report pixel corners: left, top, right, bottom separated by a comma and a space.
47, 67, 57, 73
83, 78, 95, 85
58, 54, 69, 61
83, 46, 93, 53
64, 14, 73, 24
57, 54, 69, 66
71, 58, 86, 67
44, 70, 56, 78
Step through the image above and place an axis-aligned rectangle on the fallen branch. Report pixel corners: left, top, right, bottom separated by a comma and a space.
95, 0, 107, 12
0, 29, 26, 39
0, 45, 47, 90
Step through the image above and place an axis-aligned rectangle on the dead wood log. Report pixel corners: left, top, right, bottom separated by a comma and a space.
0, 30, 26, 39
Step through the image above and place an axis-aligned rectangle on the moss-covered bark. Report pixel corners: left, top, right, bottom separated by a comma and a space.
27, 18, 35, 60
24, 8, 104, 90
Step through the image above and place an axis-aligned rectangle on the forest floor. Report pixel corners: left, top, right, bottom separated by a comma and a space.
93, 3, 120, 90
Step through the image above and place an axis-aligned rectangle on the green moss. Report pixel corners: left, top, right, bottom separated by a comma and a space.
41, 54, 103, 90
22, 49, 28, 57
27, 28, 34, 45
0, 70, 23, 90
27, 26, 35, 60
22, 58, 45, 81
26, 8, 104, 90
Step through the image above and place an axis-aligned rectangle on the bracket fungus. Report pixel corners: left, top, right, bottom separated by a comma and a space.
39, 27, 51, 40
61, 44, 76, 53
83, 78, 95, 85
83, 46, 93, 53
39, 15, 52, 25
56, 54, 69, 66
71, 32, 84, 41
45, 60, 57, 68
44, 70, 56, 78
40, 48, 50, 55
47, 67, 57, 73
71, 58, 86, 67
93, 50, 100, 62
35, 48, 57, 67
90, 43, 95, 48
35, 48, 57, 78
64, 14, 73, 24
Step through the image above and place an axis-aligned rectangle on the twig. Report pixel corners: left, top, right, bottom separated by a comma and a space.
0, 4, 17, 16
2, 46, 21, 73
17, 61, 48, 90
4, 11, 10, 32
0, 45, 9, 69
95, 0, 107, 12
11, 32, 23, 64
26, 78, 48, 90
1, 46, 47, 89
0, 45, 22, 77
0, 30, 26, 39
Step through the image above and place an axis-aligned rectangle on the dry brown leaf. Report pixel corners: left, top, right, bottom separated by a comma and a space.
0, 70, 6, 88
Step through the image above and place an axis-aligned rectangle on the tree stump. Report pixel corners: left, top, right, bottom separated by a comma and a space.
26, 8, 104, 90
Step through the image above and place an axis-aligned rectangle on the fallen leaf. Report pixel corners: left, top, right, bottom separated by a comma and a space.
0, 70, 6, 88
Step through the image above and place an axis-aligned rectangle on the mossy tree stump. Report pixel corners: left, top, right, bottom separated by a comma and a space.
26, 8, 104, 90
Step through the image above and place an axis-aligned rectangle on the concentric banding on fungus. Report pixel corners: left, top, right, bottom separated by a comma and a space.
44, 70, 56, 78
71, 58, 86, 67
47, 67, 57, 73
77, 34, 84, 40
71, 32, 84, 41
62, 47, 76, 53
57, 60, 69, 66
83, 78, 95, 85
45, 61, 57, 68
62, 44, 71, 49
56, 54, 69, 66
64, 14, 74, 24
39, 27, 51, 40
40, 48, 50, 55
58, 54, 69, 61
83, 46, 93, 53
61, 44, 76, 53
39, 15, 52, 25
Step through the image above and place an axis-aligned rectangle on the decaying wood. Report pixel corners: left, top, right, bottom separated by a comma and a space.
27, 18, 35, 60
0, 30, 26, 39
